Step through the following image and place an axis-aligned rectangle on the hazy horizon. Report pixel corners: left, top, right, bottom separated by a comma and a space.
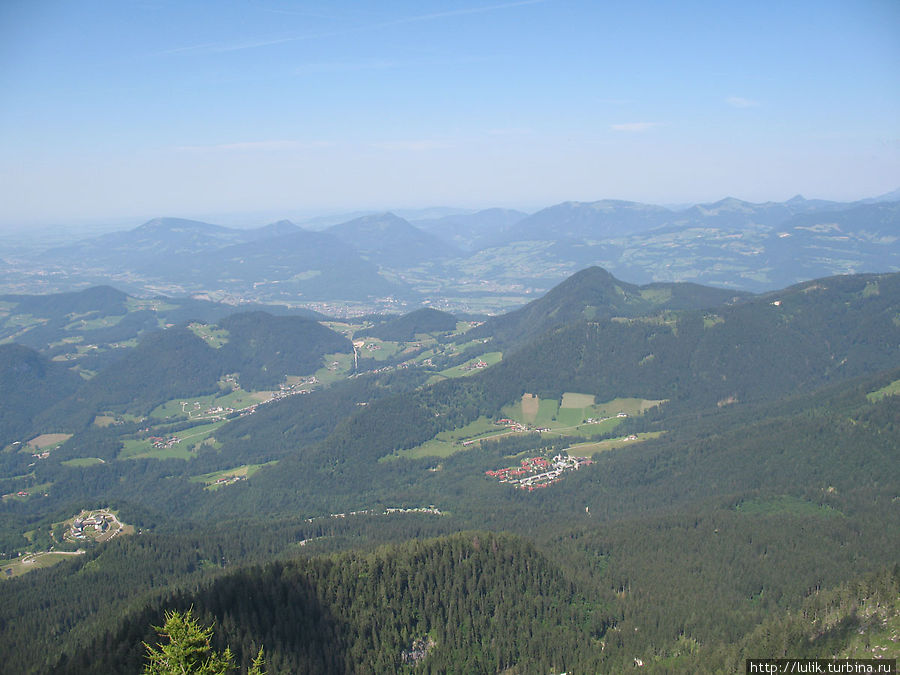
2, 0, 898, 229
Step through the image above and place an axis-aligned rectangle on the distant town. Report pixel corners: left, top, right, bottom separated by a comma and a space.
486, 453, 594, 491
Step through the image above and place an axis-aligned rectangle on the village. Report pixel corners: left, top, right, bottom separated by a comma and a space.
180, 374, 319, 423
486, 453, 594, 491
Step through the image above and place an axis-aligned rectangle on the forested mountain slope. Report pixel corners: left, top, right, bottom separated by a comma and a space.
360, 307, 458, 341
1, 268, 898, 673
310, 271, 900, 471
465, 266, 747, 349
327, 212, 459, 267
0, 285, 322, 356
216, 312, 352, 390
35, 311, 352, 429
0, 344, 82, 447
3, 367, 897, 673
56, 532, 600, 675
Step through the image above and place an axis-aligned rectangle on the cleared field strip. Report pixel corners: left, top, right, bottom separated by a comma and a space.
61, 457, 105, 467
435, 351, 502, 379
190, 461, 278, 489
867, 379, 900, 402
120, 420, 227, 460
392, 417, 503, 459
26, 433, 72, 449
568, 431, 664, 455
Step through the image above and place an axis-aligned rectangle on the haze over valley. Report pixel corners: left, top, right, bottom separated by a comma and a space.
2, 191, 898, 316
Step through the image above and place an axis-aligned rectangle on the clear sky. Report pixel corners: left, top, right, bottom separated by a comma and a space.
1, 0, 898, 228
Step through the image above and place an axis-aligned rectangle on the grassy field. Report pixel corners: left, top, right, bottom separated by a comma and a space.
556, 407, 585, 427
66, 313, 126, 331
544, 417, 624, 439
356, 337, 403, 361
26, 433, 72, 450
125, 298, 179, 312
838, 595, 900, 659
452, 336, 495, 352
392, 417, 507, 460
4, 313, 45, 329
703, 313, 725, 328
150, 387, 260, 421
867, 379, 900, 402
120, 439, 194, 460
61, 457, 105, 467
435, 351, 502, 379
1, 551, 86, 580
567, 432, 664, 456
320, 320, 359, 338
500, 394, 667, 439
2, 482, 53, 501
188, 322, 229, 348
560, 392, 595, 408
315, 352, 355, 385
120, 420, 227, 460
190, 461, 277, 488
506, 394, 560, 426
592, 397, 666, 417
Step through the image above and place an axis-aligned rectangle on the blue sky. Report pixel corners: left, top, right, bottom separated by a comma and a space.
1, 0, 898, 227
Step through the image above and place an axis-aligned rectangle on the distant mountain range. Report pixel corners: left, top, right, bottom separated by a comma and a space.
4, 190, 897, 310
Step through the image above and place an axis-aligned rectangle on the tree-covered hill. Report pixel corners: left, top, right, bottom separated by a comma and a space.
35, 311, 354, 427
56, 532, 601, 674
360, 307, 457, 342
326, 212, 459, 267
0, 344, 82, 446
42, 326, 224, 424
217, 312, 353, 390
465, 266, 747, 349
312, 271, 900, 468
0, 285, 128, 318
0, 285, 323, 355
195, 228, 407, 300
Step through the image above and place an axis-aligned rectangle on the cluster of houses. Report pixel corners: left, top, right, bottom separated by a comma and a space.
272, 377, 316, 400
212, 474, 247, 487
462, 418, 549, 447
586, 411, 629, 423
148, 436, 180, 449
183, 400, 236, 421
486, 453, 594, 491
304, 505, 445, 524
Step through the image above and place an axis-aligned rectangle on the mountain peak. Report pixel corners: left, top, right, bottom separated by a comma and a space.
135, 217, 230, 234
330, 212, 412, 234
255, 219, 301, 235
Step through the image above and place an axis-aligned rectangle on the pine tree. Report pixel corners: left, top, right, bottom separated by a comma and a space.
143, 609, 235, 674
